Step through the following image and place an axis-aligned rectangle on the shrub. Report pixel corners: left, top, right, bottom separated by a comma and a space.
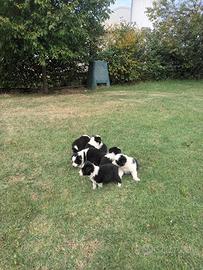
100, 24, 146, 83
101, 0, 203, 84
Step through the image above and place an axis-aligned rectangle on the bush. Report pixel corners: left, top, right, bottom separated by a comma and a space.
0, 55, 88, 90
147, 0, 203, 79
101, 0, 203, 84
100, 24, 146, 83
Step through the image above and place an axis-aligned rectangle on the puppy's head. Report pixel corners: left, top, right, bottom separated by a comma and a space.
79, 161, 95, 176
94, 135, 102, 144
109, 147, 121, 155
114, 154, 127, 167
72, 145, 79, 154
88, 135, 102, 149
71, 153, 82, 167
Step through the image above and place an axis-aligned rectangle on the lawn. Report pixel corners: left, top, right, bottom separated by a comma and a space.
0, 80, 203, 270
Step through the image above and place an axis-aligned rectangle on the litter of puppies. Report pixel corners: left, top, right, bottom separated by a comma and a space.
71, 135, 140, 190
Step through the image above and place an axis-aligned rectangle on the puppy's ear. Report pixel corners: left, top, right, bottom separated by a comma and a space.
72, 145, 79, 153
109, 147, 121, 155
94, 135, 101, 144
84, 162, 94, 175
116, 155, 127, 167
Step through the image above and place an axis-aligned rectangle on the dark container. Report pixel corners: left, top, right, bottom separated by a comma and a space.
87, 60, 110, 90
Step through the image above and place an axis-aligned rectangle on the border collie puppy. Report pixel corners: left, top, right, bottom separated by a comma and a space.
72, 135, 90, 153
113, 154, 140, 182
79, 161, 124, 189
72, 147, 104, 168
85, 135, 107, 154
100, 147, 122, 166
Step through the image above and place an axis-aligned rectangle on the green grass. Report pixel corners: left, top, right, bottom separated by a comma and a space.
0, 80, 203, 270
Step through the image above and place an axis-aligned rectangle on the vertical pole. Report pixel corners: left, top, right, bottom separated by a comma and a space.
130, 0, 134, 23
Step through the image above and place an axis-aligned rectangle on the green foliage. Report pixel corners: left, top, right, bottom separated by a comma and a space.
101, 24, 145, 83
101, 0, 203, 84
1, 0, 202, 88
147, 0, 203, 79
0, 0, 114, 90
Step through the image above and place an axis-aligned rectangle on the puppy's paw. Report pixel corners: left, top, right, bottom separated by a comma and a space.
92, 183, 97, 190
134, 177, 140, 182
117, 183, 122, 188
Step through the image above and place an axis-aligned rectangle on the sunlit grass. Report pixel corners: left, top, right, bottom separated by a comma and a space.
0, 80, 203, 269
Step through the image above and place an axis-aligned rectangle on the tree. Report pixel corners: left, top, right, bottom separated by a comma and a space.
147, 0, 203, 78
101, 23, 146, 83
0, 0, 114, 92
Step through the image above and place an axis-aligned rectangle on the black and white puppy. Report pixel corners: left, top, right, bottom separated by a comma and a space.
79, 161, 124, 189
113, 154, 140, 182
100, 147, 122, 166
85, 135, 108, 154
72, 135, 90, 153
72, 147, 105, 168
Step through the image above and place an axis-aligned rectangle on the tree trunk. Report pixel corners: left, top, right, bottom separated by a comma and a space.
42, 63, 48, 94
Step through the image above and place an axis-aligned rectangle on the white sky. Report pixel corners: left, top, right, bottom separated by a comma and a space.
111, 0, 181, 9
111, 0, 131, 8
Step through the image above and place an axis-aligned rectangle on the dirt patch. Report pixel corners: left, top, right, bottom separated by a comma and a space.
31, 193, 38, 201
8, 174, 25, 184
149, 92, 179, 97
2, 100, 123, 121
66, 239, 101, 270
81, 239, 101, 254
104, 91, 133, 95
77, 240, 101, 270
148, 181, 165, 193
29, 215, 53, 236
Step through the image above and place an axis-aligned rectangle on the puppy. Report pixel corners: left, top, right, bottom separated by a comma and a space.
72, 135, 90, 153
79, 161, 124, 189
100, 146, 122, 166
85, 135, 108, 154
72, 147, 105, 168
113, 154, 140, 182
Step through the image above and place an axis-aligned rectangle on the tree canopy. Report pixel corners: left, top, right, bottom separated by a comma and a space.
0, 0, 114, 91
147, 0, 203, 78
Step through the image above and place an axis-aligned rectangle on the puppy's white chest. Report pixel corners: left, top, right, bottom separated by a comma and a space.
121, 166, 130, 173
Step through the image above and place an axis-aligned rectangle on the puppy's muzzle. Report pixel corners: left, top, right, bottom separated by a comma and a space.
72, 163, 78, 168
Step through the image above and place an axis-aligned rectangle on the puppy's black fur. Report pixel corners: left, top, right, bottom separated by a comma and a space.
94, 135, 102, 144
72, 147, 105, 167
99, 156, 112, 166
81, 161, 122, 185
80, 161, 94, 175
85, 135, 108, 154
114, 154, 139, 170
86, 148, 105, 166
72, 135, 90, 153
99, 144, 108, 154
115, 155, 127, 167
99, 146, 122, 166
94, 136, 108, 153
109, 147, 121, 155
85, 143, 108, 154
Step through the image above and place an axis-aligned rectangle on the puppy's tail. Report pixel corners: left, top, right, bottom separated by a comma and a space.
133, 158, 140, 171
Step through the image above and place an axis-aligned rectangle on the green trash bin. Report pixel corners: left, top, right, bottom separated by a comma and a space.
87, 60, 110, 90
